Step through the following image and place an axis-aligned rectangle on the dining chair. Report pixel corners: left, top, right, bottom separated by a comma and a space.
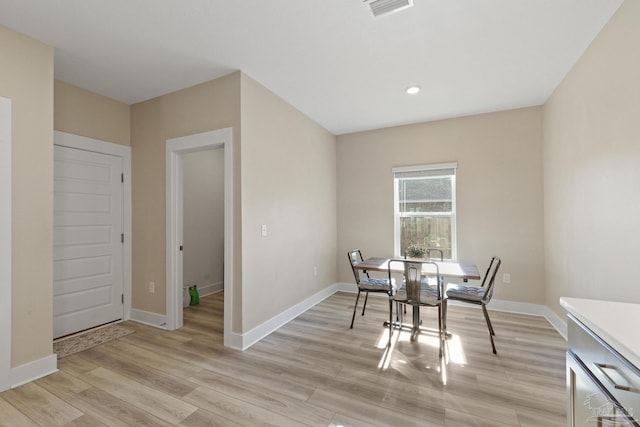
422, 248, 444, 286
445, 256, 502, 354
348, 249, 396, 328
389, 259, 446, 358
425, 248, 444, 261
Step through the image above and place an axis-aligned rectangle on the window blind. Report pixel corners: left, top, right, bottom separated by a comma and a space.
392, 162, 457, 179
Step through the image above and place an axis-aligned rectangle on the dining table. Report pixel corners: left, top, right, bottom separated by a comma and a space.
353, 257, 481, 341
353, 257, 480, 281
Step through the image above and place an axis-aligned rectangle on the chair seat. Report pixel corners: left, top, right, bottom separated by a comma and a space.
358, 277, 396, 292
421, 276, 439, 286
393, 284, 440, 304
446, 284, 486, 302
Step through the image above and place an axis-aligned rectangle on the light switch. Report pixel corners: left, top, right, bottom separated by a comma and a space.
261, 224, 267, 237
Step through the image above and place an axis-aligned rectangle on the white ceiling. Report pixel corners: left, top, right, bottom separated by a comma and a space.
0, 0, 623, 135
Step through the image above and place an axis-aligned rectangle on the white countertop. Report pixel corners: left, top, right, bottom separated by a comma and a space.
560, 297, 640, 369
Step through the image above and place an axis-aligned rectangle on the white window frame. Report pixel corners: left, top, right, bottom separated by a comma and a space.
393, 162, 458, 260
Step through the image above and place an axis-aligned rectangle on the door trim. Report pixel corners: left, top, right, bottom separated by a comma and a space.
165, 128, 233, 348
0, 97, 12, 391
53, 131, 132, 321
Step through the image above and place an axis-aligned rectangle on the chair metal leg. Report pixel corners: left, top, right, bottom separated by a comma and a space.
388, 298, 394, 347
442, 300, 448, 333
481, 304, 497, 354
482, 304, 496, 336
350, 290, 362, 329
437, 305, 444, 359
361, 292, 369, 316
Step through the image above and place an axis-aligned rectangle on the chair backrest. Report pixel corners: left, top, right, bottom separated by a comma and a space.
480, 256, 501, 302
347, 249, 368, 284
389, 259, 442, 303
426, 248, 444, 261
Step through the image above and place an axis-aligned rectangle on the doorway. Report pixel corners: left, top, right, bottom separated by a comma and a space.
53, 131, 132, 333
182, 148, 225, 298
53, 145, 124, 338
165, 128, 233, 347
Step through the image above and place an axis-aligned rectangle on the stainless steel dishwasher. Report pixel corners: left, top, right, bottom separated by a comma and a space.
567, 313, 640, 426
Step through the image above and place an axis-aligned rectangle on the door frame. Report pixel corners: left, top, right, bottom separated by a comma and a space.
53, 131, 132, 321
165, 128, 233, 347
0, 97, 12, 391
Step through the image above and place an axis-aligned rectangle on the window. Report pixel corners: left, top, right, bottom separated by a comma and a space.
393, 162, 457, 259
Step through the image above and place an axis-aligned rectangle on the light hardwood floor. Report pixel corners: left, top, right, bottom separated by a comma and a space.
0, 292, 567, 426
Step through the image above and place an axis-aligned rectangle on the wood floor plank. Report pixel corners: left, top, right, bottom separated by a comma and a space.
105, 339, 204, 378
187, 368, 334, 426
61, 414, 108, 427
189, 355, 317, 401
34, 369, 173, 427
76, 344, 198, 398
444, 408, 516, 427
0, 291, 568, 426
54, 353, 99, 378
0, 382, 83, 426
330, 412, 388, 427
178, 408, 244, 427
35, 370, 92, 396
184, 386, 312, 426
70, 387, 173, 427
308, 387, 445, 427
0, 396, 39, 427
82, 367, 198, 424
67, 386, 175, 427
335, 365, 521, 426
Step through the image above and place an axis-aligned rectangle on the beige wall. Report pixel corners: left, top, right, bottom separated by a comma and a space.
240, 73, 337, 331
54, 80, 130, 146
183, 148, 225, 289
543, 0, 640, 315
0, 25, 54, 366
131, 71, 337, 334
337, 107, 545, 304
130, 72, 242, 331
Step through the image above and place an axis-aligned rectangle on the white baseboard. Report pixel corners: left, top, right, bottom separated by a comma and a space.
128, 282, 568, 353
335, 282, 568, 340
226, 331, 244, 351
487, 299, 567, 339
10, 354, 57, 388
198, 281, 223, 297
130, 309, 167, 329
235, 284, 342, 351
335, 282, 358, 293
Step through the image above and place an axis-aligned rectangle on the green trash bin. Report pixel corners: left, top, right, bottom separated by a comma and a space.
188, 285, 200, 305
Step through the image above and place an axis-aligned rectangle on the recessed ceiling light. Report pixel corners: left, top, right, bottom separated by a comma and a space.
366, 0, 414, 17
406, 86, 420, 95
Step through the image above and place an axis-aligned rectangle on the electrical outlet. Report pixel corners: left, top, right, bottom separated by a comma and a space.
502, 273, 511, 284
313, 266, 318, 277
149, 281, 155, 293
261, 224, 267, 237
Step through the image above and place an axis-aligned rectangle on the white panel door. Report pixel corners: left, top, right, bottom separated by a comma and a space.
53, 145, 124, 338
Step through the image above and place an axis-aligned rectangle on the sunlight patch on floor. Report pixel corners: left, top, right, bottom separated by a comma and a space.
375, 326, 467, 370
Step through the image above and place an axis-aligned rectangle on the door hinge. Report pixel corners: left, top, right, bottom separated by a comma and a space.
121, 173, 124, 183
121, 293, 124, 304
121, 233, 124, 243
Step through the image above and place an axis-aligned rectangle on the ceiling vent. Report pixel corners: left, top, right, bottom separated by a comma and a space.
366, 0, 413, 17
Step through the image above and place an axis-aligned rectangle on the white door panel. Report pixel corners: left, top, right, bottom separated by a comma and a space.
54, 145, 124, 338
53, 286, 114, 317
